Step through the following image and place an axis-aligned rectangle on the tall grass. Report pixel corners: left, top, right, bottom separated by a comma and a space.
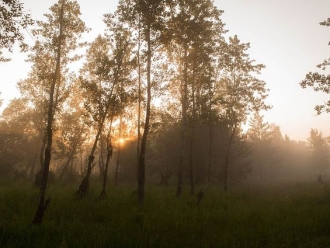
1, 181, 330, 247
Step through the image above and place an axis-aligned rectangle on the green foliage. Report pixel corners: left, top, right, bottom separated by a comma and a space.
1, 182, 330, 247
247, 112, 281, 181
220, 35, 270, 126
300, 17, 330, 114
0, 0, 34, 61
307, 129, 329, 175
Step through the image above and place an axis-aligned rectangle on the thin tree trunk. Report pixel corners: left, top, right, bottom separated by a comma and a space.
59, 131, 82, 180
188, 131, 195, 195
29, 147, 39, 180
188, 60, 196, 195
115, 145, 121, 187
208, 123, 213, 183
76, 123, 103, 197
223, 124, 237, 192
138, 23, 151, 205
100, 135, 113, 199
59, 141, 78, 181
76, 75, 117, 197
207, 75, 213, 183
136, 15, 142, 183
99, 135, 105, 180
33, 134, 46, 187
177, 47, 188, 197
115, 80, 123, 187
31, 0, 65, 225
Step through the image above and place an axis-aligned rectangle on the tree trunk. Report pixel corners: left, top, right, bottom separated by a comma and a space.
100, 138, 112, 199
223, 124, 237, 192
33, 134, 46, 187
208, 123, 213, 183
177, 47, 188, 197
31, 0, 65, 225
98, 136, 105, 180
115, 145, 121, 187
188, 130, 195, 195
59, 146, 77, 181
137, 23, 151, 205
76, 76, 116, 197
188, 59, 197, 195
136, 15, 142, 185
207, 74, 213, 183
76, 126, 102, 197
29, 148, 39, 180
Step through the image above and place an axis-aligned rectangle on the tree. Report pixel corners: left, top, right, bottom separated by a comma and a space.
247, 111, 280, 181
0, 98, 38, 179
165, 0, 226, 196
30, 0, 88, 225
0, 0, 34, 61
116, 0, 169, 204
76, 22, 132, 197
55, 110, 87, 181
307, 129, 329, 176
219, 35, 270, 191
300, 18, 330, 114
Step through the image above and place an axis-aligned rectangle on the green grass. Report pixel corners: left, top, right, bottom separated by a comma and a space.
1, 181, 330, 247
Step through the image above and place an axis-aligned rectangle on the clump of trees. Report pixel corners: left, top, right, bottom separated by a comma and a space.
1, 0, 329, 225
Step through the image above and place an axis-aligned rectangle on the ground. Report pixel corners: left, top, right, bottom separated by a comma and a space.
1, 180, 330, 247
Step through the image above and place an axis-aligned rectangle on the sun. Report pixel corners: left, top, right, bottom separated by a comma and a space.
119, 138, 125, 145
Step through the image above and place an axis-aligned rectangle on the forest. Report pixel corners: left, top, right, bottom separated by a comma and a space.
1, 0, 330, 247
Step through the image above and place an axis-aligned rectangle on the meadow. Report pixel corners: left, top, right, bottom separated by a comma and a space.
1, 180, 330, 248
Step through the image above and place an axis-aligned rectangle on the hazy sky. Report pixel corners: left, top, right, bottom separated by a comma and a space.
1, 0, 329, 141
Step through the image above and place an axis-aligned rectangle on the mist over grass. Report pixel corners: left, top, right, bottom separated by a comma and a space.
1, 181, 330, 247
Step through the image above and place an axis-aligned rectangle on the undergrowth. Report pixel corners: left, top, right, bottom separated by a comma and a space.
0, 181, 330, 247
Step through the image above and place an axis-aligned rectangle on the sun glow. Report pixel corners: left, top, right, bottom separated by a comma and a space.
119, 138, 125, 145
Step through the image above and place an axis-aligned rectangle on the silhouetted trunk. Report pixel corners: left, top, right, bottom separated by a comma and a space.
76, 75, 117, 197
137, 23, 151, 205
59, 145, 77, 181
223, 124, 237, 192
158, 170, 172, 186
188, 60, 197, 195
31, 0, 64, 225
98, 136, 105, 180
100, 138, 113, 199
207, 75, 213, 183
188, 130, 195, 195
136, 15, 142, 183
29, 148, 39, 180
33, 134, 46, 187
59, 132, 81, 180
177, 47, 188, 197
116, 91, 123, 187
76, 126, 102, 198
208, 123, 213, 183
115, 145, 121, 187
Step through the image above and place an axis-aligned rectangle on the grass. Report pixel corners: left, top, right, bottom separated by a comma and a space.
1, 180, 330, 247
